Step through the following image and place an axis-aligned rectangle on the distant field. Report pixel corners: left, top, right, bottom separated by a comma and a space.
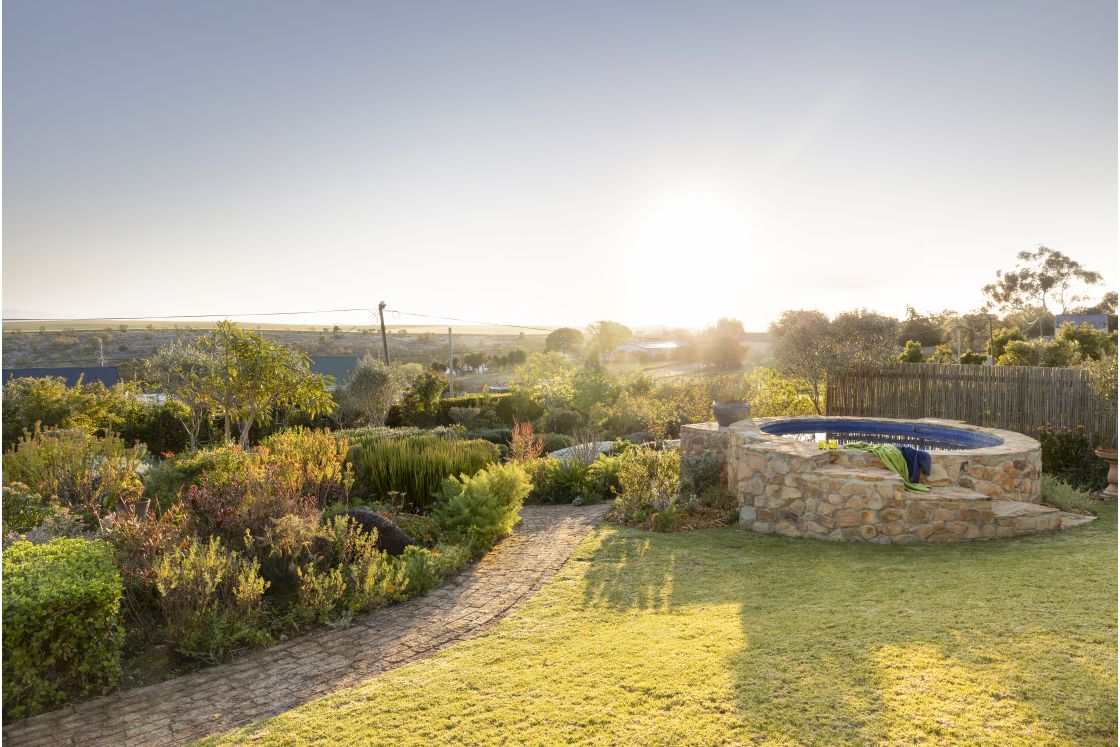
1, 321, 547, 371
2, 319, 542, 336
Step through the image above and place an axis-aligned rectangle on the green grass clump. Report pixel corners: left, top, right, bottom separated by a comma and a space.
200, 503, 1117, 746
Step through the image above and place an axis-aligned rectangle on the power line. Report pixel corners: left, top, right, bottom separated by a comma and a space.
385, 309, 556, 332
4, 307, 374, 322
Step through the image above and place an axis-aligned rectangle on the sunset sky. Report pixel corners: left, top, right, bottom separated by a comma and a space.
3, 0, 1116, 331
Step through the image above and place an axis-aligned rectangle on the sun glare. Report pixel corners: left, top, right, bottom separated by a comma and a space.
620, 184, 758, 326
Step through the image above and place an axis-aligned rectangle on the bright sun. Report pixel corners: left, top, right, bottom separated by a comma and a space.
619, 184, 757, 325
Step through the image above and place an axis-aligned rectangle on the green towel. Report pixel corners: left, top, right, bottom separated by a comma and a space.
843, 442, 931, 492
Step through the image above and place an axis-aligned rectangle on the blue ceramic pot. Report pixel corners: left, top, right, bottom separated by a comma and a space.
713, 401, 751, 427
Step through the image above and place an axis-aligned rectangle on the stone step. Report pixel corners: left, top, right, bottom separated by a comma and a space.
918, 485, 992, 503
1057, 511, 1097, 530
991, 498, 1061, 534
814, 465, 902, 483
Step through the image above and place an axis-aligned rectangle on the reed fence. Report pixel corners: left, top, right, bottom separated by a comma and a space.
827, 363, 1116, 446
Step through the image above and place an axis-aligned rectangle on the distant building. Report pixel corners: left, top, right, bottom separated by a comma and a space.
613, 340, 683, 361
309, 355, 362, 390
2, 365, 120, 387
1054, 314, 1109, 332
738, 332, 774, 356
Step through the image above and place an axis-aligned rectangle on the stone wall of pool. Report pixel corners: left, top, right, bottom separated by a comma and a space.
680, 416, 1061, 544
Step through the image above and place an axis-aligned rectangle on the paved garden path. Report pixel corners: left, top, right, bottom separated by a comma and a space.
4, 503, 610, 747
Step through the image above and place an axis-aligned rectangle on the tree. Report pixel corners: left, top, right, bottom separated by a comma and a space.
1073, 291, 1118, 316
898, 307, 944, 347
147, 341, 216, 450
510, 352, 576, 411
897, 340, 925, 363
829, 309, 900, 371
345, 354, 408, 427
770, 310, 832, 415
463, 351, 488, 370
704, 334, 745, 369
713, 318, 745, 338
545, 327, 585, 354
586, 320, 633, 360
927, 344, 957, 363
959, 350, 987, 365
986, 327, 1025, 361
399, 371, 448, 427
197, 321, 334, 447
1057, 322, 1114, 362
983, 246, 1104, 317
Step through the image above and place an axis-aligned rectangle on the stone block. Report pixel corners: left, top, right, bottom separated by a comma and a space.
857, 525, 877, 539
882, 521, 907, 536
739, 506, 756, 524
880, 508, 904, 522
834, 510, 860, 528
775, 521, 800, 537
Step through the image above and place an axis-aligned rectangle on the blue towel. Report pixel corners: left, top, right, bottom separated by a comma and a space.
897, 445, 932, 484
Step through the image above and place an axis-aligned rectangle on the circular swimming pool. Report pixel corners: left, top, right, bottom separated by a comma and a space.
758, 417, 1004, 451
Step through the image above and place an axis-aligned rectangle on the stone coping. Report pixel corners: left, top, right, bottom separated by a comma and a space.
691, 416, 1040, 459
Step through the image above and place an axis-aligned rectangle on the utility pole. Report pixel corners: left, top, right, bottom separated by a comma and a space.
447, 327, 454, 397
97, 336, 105, 367
378, 301, 390, 364
956, 327, 961, 360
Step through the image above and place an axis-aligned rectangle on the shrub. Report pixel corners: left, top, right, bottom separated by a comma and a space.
97, 505, 188, 621
510, 420, 543, 463
185, 467, 319, 548
540, 432, 575, 453
1037, 425, 1108, 490
3, 508, 90, 550
155, 537, 270, 663
3, 428, 146, 521
141, 443, 256, 508
335, 425, 464, 442
434, 463, 531, 555
587, 454, 622, 502
1041, 475, 1101, 515
258, 428, 353, 507
613, 447, 681, 529
2, 482, 59, 534
469, 428, 514, 446
542, 410, 584, 435
3, 538, 124, 718
681, 451, 725, 498
348, 436, 500, 512
495, 390, 545, 426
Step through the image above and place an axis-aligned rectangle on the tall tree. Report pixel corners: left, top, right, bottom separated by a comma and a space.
770, 310, 832, 414
545, 327, 585, 354
586, 320, 633, 359
983, 246, 1103, 316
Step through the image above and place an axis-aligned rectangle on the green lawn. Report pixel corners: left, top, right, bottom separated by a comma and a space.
201, 504, 1117, 746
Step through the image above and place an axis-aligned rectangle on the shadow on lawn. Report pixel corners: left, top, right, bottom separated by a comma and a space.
580, 505, 1118, 745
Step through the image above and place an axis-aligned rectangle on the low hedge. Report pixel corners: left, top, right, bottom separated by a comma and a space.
3, 538, 124, 718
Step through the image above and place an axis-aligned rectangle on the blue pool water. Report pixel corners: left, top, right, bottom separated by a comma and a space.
759, 418, 1002, 451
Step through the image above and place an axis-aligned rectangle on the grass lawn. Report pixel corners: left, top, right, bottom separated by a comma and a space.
200, 504, 1117, 746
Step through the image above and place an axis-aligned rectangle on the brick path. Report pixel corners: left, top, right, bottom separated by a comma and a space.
3, 503, 609, 747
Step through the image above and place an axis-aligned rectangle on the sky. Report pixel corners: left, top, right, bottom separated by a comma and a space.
3, 0, 1117, 332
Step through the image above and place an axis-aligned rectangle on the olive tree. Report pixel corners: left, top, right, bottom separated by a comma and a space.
345, 354, 408, 426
